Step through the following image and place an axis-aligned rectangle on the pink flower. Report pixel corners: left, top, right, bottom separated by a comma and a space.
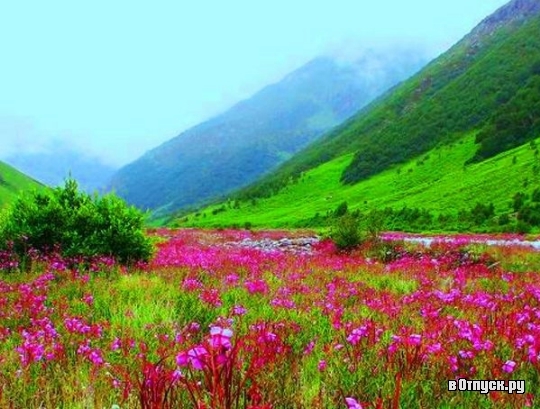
111, 337, 121, 351
189, 322, 201, 332
318, 360, 327, 371
347, 326, 368, 345
88, 349, 104, 366
225, 274, 240, 285
304, 340, 316, 355
345, 397, 363, 409
233, 305, 247, 316
182, 278, 203, 291
245, 279, 269, 294
427, 343, 442, 354
82, 294, 94, 306
176, 346, 209, 370
408, 334, 422, 346
503, 360, 516, 373
210, 326, 233, 349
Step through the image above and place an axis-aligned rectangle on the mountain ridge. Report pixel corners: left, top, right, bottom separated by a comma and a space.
108, 50, 428, 213
176, 0, 540, 229
222, 0, 540, 204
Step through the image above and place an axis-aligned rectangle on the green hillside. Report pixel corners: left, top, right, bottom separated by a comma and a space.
225, 0, 540, 202
109, 53, 426, 215
177, 134, 540, 229
171, 0, 540, 231
0, 161, 43, 207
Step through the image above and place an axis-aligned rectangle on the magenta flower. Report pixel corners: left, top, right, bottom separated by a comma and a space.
88, 349, 104, 366
110, 337, 121, 351
233, 305, 247, 316
347, 326, 368, 345
176, 346, 209, 370
82, 294, 94, 306
210, 326, 233, 349
345, 397, 363, 409
408, 333, 422, 346
503, 360, 516, 373
304, 340, 316, 355
459, 350, 474, 359
426, 343, 442, 354
318, 359, 327, 371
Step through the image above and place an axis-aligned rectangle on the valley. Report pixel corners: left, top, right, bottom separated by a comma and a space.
1, 0, 540, 407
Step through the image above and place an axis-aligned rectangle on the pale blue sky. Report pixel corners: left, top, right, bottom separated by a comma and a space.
0, 0, 509, 166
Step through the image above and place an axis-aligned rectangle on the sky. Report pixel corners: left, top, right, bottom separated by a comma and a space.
0, 0, 510, 167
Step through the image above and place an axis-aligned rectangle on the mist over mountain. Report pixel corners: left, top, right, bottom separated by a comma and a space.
109, 48, 428, 213
182, 0, 540, 229
3, 147, 117, 193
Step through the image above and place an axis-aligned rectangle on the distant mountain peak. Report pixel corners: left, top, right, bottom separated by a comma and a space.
109, 50, 428, 213
467, 0, 540, 43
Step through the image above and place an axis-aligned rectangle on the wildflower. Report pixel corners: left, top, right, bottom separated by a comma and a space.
111, 337, 121, 351
189, 322, 201, 332
225, 274, 240, 285
82, 294, 94, 306
182, 278, 203, 291
245, 279, 269, 294
318, 360, 327, 371
426, 343, 442, 354
176, 346, 209, 370
502, 360, 516, 373
210, 326, 233, 349
347, 326, 368, 345
171, 369, 183, 382
345, 397, 363, 409
304, 340, 316, 355
233, 305, 247, 316
88, 349, 105, 366
408, 333, 422, 346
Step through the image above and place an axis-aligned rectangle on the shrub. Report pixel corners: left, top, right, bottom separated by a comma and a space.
330, 214, 363, 251
0, 178, 153, 265
334, 201, 348, 217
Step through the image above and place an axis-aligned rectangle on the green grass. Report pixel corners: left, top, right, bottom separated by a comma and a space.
180, 134, 540, 228
228, 14, 540, 202
0, 160, 44, 208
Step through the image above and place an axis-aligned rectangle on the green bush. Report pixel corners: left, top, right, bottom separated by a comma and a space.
330, 214, 363, 251
334, 201, 348, 217
0, 178, 153, 265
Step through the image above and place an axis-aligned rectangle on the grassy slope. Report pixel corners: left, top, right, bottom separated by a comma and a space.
228, 12, 540, 203
180, 134, 540, 228
0, 161, 43, 208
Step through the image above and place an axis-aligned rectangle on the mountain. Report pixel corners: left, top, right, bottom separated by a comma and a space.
178, 0, 540, 229
3, 147, 117, 193
108, 51, 428, 213
0, 160, 43, 208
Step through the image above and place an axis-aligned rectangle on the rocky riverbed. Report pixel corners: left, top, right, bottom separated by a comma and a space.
224, 236, 320, 254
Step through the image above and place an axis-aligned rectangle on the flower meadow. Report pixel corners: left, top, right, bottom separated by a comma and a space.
1, 229, 540, 408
